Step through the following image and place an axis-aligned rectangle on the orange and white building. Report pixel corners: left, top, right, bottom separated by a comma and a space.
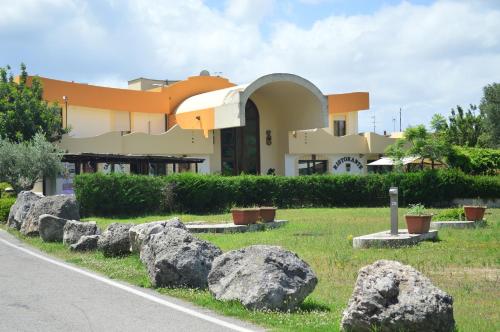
31, 72, 398, 193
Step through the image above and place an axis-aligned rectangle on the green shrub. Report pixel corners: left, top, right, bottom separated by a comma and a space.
74, 169, 500, 216
447, 146, 500, 175
0, 197, 16, 223
74, 173, 165, 216
434, 208, 466, 221
0, 182, 14, 198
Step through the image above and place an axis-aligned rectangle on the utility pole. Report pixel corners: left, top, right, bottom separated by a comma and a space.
399, 108, 402, 132
371, 114, 376, 133
392, 118, 396, 133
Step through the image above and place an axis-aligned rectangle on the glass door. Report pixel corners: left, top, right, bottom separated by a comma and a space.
220, 99, 260, 175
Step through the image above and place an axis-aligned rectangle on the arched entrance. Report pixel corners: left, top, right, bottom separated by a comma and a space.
221, 99, 260, 175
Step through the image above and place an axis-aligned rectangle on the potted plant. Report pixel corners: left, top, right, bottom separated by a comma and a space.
231, 207, 260, 225
463, 199, 487, 221
405, 203, 432, 234
259, 206, 277, 222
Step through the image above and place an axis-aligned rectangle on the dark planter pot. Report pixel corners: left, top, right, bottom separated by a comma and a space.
231, 208, 260, 225
405, 215, 432, 234
259, 207, 277, 222
463, 206, 486, 221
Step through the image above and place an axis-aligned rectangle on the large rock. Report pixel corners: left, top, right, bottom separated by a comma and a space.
98, 223, 134, 257
208, 245, 318, 311
341, 260, 455, 332
70, 235, 100, 252
39, 214, 68, 242
129, 217, 186, 253
21, 195, 80, 236
141, 227, 222, 288
7, 191, 42, 230
63, 220, 99, 245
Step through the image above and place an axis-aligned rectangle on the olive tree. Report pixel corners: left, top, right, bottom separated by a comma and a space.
0, 133, 63, 193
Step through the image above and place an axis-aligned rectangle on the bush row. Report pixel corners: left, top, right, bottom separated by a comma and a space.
74, 170, 500, 216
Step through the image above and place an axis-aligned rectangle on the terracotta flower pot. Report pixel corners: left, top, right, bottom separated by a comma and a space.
259, 207, 277, 222
405, 215, 432, 234
231, 208, 260, 225
463, 206, 486, 221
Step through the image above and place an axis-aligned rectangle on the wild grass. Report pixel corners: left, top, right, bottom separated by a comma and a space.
2, 207, 499, 331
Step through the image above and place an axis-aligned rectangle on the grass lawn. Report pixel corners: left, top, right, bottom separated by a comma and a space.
2, 207, 499, 331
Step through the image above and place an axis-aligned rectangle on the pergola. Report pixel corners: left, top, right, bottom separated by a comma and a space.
61, 153, 204, 174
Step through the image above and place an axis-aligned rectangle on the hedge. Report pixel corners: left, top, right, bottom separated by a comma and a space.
447, 146, 500, 175
74, 170, 500, 216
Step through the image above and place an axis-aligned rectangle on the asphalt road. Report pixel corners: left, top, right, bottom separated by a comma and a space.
0, 230, 262, 332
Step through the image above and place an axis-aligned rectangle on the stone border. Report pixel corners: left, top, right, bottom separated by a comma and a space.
353, 229, 438, 249
431, 220, 487, 229
186, 220, 288, 234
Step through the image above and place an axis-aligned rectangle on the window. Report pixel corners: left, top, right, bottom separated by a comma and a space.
149, 162, 167, 176
298, 160, 327, 175
334, 119, 346, 136
345, 163, 351, 172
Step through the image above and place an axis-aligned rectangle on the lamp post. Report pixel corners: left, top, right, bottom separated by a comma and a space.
389, 187, 398, 235
62, 95, 68, 128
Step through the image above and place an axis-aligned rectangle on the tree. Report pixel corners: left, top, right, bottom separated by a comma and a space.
430, 114, 447, 133
443, 105, 484, 147
479, 83, 500, 148
0, 133, 63, 193
0, 63, 68, 142
431, 82, 500, 148
385, 125, 450, 170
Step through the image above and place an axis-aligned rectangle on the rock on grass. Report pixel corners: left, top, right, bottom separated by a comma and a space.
341, 260, 455, 332
208, 245, 318, 311
141, 227, 222, 288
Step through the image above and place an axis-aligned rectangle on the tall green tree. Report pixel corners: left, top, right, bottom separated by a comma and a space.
447, 105, 483, 147
0, 133, 63, 193
0, 64, 68, 142
479, 83, 500, 148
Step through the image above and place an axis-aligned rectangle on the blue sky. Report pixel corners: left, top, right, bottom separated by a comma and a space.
1, 0, 499, 133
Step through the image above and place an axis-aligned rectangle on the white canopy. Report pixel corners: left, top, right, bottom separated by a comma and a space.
368, 156, 444, 166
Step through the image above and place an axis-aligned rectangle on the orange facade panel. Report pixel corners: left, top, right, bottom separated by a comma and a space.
32, 76, 170, 114
328, 92, 369, 114
29, 75, 235, 115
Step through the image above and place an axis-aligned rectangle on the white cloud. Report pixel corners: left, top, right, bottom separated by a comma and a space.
1, 0, 499, 133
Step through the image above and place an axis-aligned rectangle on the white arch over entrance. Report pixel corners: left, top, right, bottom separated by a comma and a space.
175, 73, 328, 133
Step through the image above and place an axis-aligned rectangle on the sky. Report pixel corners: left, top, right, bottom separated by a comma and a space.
1, 0, 499, 133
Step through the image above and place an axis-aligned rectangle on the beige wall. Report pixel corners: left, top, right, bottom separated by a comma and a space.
210, 130, 222, 173
289, 130, 397, 155
67, 105, 168, 137
328, 111, 359, 136
113, 111, 131, 132
59, 125, 213, 155
67, 105, 112, 137
251, 91, 285, 175
131, 112, 165, 134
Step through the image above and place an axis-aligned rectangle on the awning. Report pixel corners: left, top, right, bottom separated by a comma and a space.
368, 156, 444, 166
175, 73, 329, 137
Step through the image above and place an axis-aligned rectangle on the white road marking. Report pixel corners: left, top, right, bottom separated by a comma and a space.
0, 235, 256, 332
